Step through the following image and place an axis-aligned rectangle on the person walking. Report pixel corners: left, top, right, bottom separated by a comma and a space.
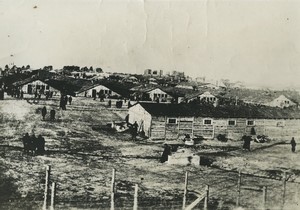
41, 106, 47, 120
291, 137, 296, 152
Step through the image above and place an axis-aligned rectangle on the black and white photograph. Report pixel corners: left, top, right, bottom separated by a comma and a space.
0, 0, 299, 209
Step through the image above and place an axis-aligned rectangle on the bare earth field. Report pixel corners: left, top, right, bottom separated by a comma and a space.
0, 98, 299, 210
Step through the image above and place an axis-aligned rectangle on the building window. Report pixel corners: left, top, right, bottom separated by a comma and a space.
46, 85, 50, 90
36, 85, 41, 89
167, 118, 177, 124
203, 119, 212, 125
228, 120, 236, 126
246, 120, 255, 126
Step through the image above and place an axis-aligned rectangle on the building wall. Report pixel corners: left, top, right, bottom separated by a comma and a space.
21, 80, 59, 96
148, 115, 300, 141
147, 88, 172, 102
266, 98, 295, 108
77, 85, 120, 98
128, 104, 152, 136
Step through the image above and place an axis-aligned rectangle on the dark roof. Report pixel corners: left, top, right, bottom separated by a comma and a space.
162, 87, 195, 97
135, 102, 300, 119
130, 84, 161, 93
76, 83, 102, 94
100, 81, 135, 98
12, 77, 38, 87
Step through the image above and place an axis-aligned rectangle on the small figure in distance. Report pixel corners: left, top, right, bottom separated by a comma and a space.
291, 137, 296, 152
41, 106, 47, 120
50, 109, 56, 121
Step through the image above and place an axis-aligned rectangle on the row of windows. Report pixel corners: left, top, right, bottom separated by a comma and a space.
29, 84, 50, 90
153, 93, 168, 98
167, 118, 255, 126
100, 90, 112, 94
201, 97, 216, 102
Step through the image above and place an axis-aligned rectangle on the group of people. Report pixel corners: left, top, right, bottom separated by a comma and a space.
242, 135, 297, 152
41, 106, 56, 121
60, 95, 72, 110
11, 89, 24, 98
22, 133, 45, 155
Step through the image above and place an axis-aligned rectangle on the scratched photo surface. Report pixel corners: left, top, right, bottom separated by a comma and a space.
0, 0, 299, 209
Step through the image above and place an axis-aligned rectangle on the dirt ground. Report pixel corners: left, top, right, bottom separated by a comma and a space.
0, 97, 299, 210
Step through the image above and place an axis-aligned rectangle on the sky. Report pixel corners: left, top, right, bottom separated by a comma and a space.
0, 0, 299, 88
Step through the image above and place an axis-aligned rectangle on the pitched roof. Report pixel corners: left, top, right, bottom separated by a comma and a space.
223, 88, 300, 105
76, 83, 104, 94
12, 77, 39, 87
185, 91, 216, 100
101, 81, 135, 97
135, 102, 300, 119
130, 84, 161, 93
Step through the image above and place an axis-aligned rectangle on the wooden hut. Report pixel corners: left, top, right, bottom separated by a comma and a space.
128, 102, 300, 141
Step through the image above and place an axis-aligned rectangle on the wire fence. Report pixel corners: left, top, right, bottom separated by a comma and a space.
37, 166, 300, 210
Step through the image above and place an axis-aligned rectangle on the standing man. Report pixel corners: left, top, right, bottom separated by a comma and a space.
41, 106, 47, 120
22, 133, 30, 154
131, 121, 138, 140
291, 137, 296, 152
160, 144, 171, 163
30, 133, 37, 155
68, 96, 73, 105
36, 135, 45, 155
50, 109, 56, 121
242, 136, 252, 151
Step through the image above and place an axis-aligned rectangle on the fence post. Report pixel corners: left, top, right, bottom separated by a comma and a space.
164, 116, 167, 140
111, 168, 116, 210
50, 182, 56, 210
236, 170, 241, 206
295, 183, 300, 204
182, 171, 188, 210
204, 185, 209, 210
262, 186, 267, 210
133, 184, 138, 210
43, 165, 51, 210
282, 171, 287, 208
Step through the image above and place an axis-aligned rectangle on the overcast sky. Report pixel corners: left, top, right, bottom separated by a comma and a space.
0, 0, 299, 88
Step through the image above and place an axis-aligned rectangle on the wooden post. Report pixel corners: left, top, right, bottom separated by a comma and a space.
178, 117, 180, 139
295, 183, 300, 204
191, 117, 194, 139
262, 186, 267, 210
236, 171, 241, 206
111, 168, 116, 210
182, 171, 188, 210
133, 184, 138, 210
50, 182, 56, 210
282, 171, 287, 207
43, 165, 51, 210
204, 185, 209, 210
164, 116, 167, 141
